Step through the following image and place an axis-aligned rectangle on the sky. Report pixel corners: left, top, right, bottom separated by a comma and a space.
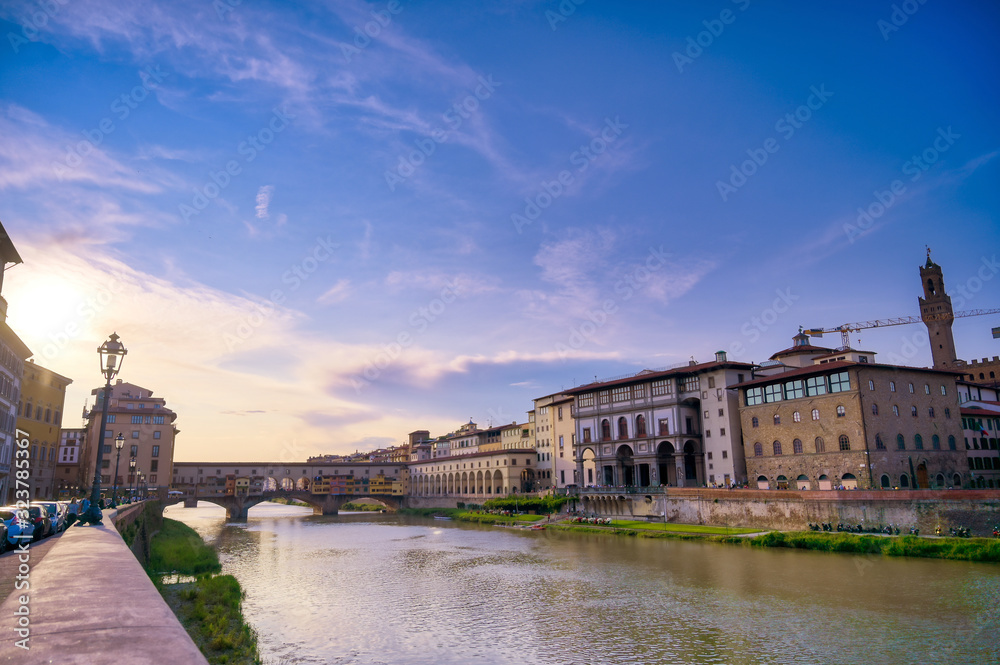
0, 0, 998, 463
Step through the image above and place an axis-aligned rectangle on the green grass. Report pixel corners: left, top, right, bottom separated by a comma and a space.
161, 575, 262, 665
730, 531, 1000, 562
397, 507, 463, 518
148, 518, 222, 576
456, 512, 546, 525
340, 501, 385, 511
608, 520, 762, 535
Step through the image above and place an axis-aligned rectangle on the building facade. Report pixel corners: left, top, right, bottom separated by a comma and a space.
532, 392, 575, 490
16, 360, 71, 499
83, 380, 179, 497
0, 222, 28, 504
566, 353, 756, 489
56, 427, 87, 498
737, 352, 967, 490
409, 448, 538, 498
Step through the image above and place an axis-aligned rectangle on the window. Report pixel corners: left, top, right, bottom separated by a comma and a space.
924, 384, 930, 395
944, 408, 951, 419
793, 411, 801, 423
928, 407, 935, 418
582, 427, 591, 443
785, 380, 804, 399
611, 386, 630, 403
635, 415, 646, 437
815, 437, 825, 453
893, 405, 899, 416
897, 434, 905, 450
836, 405, 846, 418
651, 380, 672, 396
793, 439, 803, 454
746, 387, 764, 406
875, 434, 885, 450
940, 385, 947, 396
131, 415, 143, 424
889, 381, 896, 392
773, 441, 782, 455
773, 414, 781, 425
704, 410, 710, 419
932, 435, 940, 450
557, 407, 563, 421
601, 420, 611, 441
839, 435, 850, 451
868, 380, 875, 390
131, 430, 139, 439
718, 409, 724, 417
829, 372, 850, 393
633, 384, 645, 398
914, 434, 923, 450
806, 376, 827, 396
811, 409, 819, 421
764, 384, 783, 403
578, 393, 594, 407
751, 417, 759, 428
107, 414, 117, 423
150, 460, 158, 472
130, 445, 138, 456
908, 383, 914, 394
872, 403, 878, 416
706, 430, 711, 437
599, 391, 609, 405
948, 435, 956, 450
911, 406, 918, 417
658, 419, 669, 435
153, 431, 161, 439
682, 376, 700, 392
753, 442, 763, 457
617, 417, 628, 439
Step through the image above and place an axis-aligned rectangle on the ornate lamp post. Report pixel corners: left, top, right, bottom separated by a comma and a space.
79, 333, 127, 525
129, 457, 136, 501
111, 433, 124, 505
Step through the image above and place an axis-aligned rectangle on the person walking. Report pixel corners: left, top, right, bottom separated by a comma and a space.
65, 498, 79, 528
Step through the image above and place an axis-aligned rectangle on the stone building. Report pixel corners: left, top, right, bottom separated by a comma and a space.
565, 353, 757, 488
82, 380, 179, 497
55, 427, 87, 498
408, 448, 538, 497
736, 348, 967, 490
16, 359, 72, 499
532, 392, 575, 490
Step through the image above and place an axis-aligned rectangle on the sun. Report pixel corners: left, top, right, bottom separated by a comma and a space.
3, 272, 88, 352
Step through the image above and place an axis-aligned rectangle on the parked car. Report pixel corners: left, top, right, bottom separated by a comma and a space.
0, 507, 33, 552
34, 501, 65, 533
26, 505, 52, 540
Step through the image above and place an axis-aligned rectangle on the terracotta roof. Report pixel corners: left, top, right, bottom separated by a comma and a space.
768, 344, 836, 360
563, 360, 756, 395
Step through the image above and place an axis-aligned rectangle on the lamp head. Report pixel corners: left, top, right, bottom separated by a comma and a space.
98, 332, 128, 382
115, 432, 125, 451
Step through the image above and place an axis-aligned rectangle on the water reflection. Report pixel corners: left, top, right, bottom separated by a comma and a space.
165, 502, 999, 665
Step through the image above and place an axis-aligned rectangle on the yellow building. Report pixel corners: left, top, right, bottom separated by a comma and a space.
16, 360, 72, 499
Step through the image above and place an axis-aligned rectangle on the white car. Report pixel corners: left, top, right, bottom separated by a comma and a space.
0, 507, 34, 552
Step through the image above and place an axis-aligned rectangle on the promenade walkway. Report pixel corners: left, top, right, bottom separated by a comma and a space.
0, 506, 208, 664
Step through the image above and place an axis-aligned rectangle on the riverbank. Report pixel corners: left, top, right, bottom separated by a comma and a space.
149, 518, 263, 664
537, 517, 1000, 563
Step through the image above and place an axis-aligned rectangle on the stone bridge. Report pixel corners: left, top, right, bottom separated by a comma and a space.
172, 490, 406, 520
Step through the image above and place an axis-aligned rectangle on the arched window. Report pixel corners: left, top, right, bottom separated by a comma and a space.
836, 405, 845, 417
875, 434, 885, 450
897, 434, 905, 450
793, 411, 801, 423
889, 381, 896, 392
948, 435, 956, 450
811, 409, 819, 420
635, 414, 646, 437
868, 380, 875, 390
900, 474, 910, 488
751, 417, 759, 428
932, 434, 940, 450
908, 383, 914, 393
911, 406, 918, 417
793, 439, 803, 454
880, 474, 891, 488
892, 405, 899, 416
839, 435, 850, 451
617, 417, 628, 439
928, 407, 935, 418
773, 414, 781, 425
914, 434, 923, 450
753, 442, 763, 457
773, 440, 782, 455
815, 437, 825, 453
601, 419, 611, 441
872, 403, 878, 416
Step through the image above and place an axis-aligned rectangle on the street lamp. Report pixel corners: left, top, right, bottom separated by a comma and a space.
129, 457, 136, 501
111, 433, 125, 505
80, 333, 127, 525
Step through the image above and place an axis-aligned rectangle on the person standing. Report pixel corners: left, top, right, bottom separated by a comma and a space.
65, 498, 79, 528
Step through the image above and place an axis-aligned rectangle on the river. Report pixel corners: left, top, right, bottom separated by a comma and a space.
164, 502, 999, 665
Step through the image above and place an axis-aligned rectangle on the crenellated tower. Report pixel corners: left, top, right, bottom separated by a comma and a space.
918, 248, 959, 369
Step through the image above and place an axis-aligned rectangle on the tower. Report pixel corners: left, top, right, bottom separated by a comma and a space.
918, 248, 959, 369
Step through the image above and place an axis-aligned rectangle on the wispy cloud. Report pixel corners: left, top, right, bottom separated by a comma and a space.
317, 278, 353, 305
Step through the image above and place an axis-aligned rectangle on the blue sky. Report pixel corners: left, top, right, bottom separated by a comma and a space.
1, 0, 998, 462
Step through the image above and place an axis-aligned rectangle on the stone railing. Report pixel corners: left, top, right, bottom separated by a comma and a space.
0, 505, 208, 664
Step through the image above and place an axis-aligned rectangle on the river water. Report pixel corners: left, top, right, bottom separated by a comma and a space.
164, 503, 999, 665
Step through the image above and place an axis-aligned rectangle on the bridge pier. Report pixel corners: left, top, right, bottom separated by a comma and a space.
183, 498, 198, 508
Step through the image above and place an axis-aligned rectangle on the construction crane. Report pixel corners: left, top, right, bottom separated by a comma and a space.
804, 308, 1000, 350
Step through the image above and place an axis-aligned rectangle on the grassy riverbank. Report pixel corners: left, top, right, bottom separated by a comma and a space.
149, 518, 262, 665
